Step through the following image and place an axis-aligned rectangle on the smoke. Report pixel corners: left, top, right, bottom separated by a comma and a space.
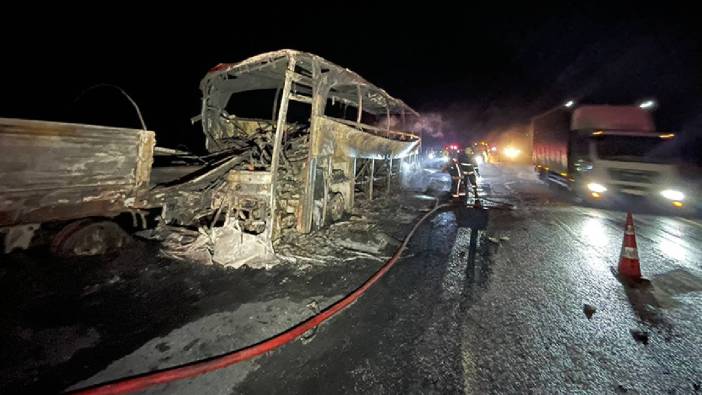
410, 113, 445, 138
376, 112, 446, 139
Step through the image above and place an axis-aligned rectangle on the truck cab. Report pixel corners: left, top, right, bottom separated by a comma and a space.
532, 105, 692, 210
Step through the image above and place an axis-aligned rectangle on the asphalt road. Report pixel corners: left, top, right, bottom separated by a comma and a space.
223, 163, 702, 394
21, 163, 700, 394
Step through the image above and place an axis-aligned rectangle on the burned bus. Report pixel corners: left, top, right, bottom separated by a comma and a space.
1, 50, 421, 267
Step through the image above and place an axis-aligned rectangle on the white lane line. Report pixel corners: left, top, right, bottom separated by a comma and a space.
677, 217, 702, 230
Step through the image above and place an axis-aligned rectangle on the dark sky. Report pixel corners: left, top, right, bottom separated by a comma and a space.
2, 5, 701, 152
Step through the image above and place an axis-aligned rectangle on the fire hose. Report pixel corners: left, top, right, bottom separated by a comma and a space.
67, 202, 451, 395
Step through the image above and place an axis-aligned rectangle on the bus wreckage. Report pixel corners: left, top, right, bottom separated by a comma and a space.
0, 50, 421, 267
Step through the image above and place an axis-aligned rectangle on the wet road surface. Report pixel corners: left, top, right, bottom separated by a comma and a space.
10, 163, 699, 394
225, 163, 702, 394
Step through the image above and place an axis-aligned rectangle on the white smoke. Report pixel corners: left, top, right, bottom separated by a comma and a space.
376, 112, 445, 138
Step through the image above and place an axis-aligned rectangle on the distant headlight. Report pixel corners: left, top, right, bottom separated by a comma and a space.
587, 183, 607, 193
503, 147, 521, 159
473, 154, 484, 165
428, 152, 435, 160
660, 189, 685, 201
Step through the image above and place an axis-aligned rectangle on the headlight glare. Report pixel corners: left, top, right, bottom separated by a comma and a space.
660, 189, 684, 201
587, 183, 607, 193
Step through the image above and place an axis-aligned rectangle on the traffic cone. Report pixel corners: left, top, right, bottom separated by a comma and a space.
618, 212, 641, 279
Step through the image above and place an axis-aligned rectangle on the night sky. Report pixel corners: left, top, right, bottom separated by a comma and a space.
2, 5, 700, 156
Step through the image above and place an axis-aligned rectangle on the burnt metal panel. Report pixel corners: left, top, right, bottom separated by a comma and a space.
227, 170, 272, 197
0, 118, 155, 226
313, 116, 420, 160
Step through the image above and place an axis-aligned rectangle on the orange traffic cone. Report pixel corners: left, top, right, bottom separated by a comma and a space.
618, 212, 641, 279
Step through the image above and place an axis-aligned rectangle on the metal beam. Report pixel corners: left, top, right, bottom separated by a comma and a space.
300, 57, 326, 233
356, 85, 363, 125
369, 159, 374, 200
271, 85, 281, 122
267, 56, 296, 240
289, 93, 313, 104
348, 157, 356, 209
387, 157, 393, 194
322, 156, 331, 225
386, 105, 391, 131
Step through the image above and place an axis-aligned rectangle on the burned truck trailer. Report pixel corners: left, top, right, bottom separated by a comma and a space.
1, 50, 421, 267
0, 118, 156, 254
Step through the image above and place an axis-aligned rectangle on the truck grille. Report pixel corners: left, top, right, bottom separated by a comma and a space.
607, 168, 659, 183
614, 184, 650, 196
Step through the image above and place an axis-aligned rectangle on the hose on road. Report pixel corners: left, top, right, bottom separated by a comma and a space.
67, 202, 451, 395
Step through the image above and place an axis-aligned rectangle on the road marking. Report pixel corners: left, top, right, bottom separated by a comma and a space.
677, 217, 702, 230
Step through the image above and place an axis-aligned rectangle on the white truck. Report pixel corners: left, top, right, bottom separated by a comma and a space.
531, 105, 692, 210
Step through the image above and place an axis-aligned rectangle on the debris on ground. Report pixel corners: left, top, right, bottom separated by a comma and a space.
273, 195, 426, 268
630, 328, 650, 345
583, 304, 597, 319
306, 300, 319, 314
275, 221, 394, 265
137, 226, 214, 265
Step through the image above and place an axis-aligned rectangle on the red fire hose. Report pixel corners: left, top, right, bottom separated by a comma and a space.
67, 203, 449, 395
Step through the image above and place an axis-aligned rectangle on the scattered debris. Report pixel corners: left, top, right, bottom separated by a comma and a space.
630, 329, 650, 345
301, 300, 321, 344
583, 304, 597, 319
337, 230, 392, 255
155, 226, 214, 266
271, 193, 428, 268
306, 300, 319, 314
499, 235, 510, 241
2, 223, 39, 253
487, 236, 500, 244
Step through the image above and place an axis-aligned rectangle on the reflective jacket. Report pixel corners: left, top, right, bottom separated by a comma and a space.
456, 154, 476, 176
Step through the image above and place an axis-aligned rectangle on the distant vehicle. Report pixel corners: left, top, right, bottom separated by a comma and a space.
531, 105, 693, 210
442, 144, 461, 158
471, 142, 490, 164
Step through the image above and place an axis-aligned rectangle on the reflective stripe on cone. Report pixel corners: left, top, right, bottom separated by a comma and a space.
618, 212, 641, 279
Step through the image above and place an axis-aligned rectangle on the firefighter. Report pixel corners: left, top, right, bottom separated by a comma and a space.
458, 148, 480, 200
446, 156, 462, 198
442, 150, 477, 201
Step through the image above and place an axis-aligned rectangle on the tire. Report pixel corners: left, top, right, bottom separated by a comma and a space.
51, 220, 130, 256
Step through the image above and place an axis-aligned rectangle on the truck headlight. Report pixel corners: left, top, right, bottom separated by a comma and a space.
587, 183, 607, 193
660, 189, 685, 201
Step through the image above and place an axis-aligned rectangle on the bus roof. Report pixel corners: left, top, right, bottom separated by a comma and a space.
201, 49, 419, 117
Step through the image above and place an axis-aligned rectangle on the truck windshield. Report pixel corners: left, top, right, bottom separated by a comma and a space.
594, 135, 674, 163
